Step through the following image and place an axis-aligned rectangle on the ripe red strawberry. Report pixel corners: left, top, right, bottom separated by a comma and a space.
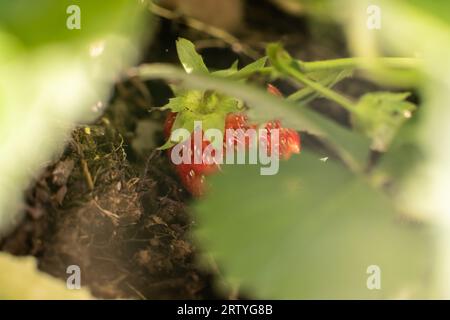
172, 132, 219, 175
175, 163, 208, 197
164, 112, 177, 139
263, 120, 301, 160
163, 84, 301, 197
164, 116, 218, 196
224, 113, 257, 149
263, 85, 301, 160
225, 113, 250, 130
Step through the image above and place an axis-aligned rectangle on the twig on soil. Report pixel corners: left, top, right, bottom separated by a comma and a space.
92, 200, 120, 226
126, 282, 147, 300
148, 1, 260, 60
81, 159, 95, 191
71, 138, 95, 191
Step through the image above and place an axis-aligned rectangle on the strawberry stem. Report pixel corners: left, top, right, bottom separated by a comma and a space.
283, 67, 357, 112
229, 57, 421, 80
298, 57, 421, 73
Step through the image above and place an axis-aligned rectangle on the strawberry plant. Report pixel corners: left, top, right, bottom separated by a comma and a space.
158, 38, 301, 196
135, 35, 433, 298
1, 0, 450, 301
142, 38, 418, 188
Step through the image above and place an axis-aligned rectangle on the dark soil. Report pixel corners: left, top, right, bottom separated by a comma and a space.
0, 121, 218, 299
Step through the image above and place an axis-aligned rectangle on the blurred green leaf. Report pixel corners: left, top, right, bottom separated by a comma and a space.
0, 0, 144, 49
375, 112, 424, 181
0, 1, 151, 235
194, 151, 432, 299
351, 92, 416, 152
407, 1, 450, 26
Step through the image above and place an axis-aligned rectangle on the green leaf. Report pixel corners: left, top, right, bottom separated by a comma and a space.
202, 113, 227, 150
157, 138, 176, 151
351, 92, 417, 151
176, 38, 209, 74
211, 60, 239, 77
231, 60, 239, 70
267, 42, 294, 71
0, 252, 92, 299
170, 110, 196, 136
160, 96, 185, 112
158, 87, 242, 150
193, 151, 432, 299
372, 114, 425, 187
230, 57, 268, 80
158, 109, 194, 150
212, 57, 267, 79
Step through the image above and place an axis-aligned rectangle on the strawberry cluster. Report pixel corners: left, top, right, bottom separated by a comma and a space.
163, 85, 301, 197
